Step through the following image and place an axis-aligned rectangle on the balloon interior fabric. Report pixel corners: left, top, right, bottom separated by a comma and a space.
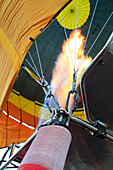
0, 0, 113, 169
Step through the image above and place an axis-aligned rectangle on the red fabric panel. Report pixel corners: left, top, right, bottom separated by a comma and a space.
18, 164, 48, 170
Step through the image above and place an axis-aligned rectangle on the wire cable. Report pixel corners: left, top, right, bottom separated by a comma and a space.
35, 40, 44, 78
74, 0, 78, 72
25, 58, 41, 79
77, 0, 99, 70
86, 12, 113, 57
28, 51, 40, 78
61, 12, 74, 72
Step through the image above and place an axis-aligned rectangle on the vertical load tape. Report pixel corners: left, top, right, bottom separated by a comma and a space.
18, 125, 72, 170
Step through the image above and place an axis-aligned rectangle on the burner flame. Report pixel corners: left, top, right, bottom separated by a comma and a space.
50, 30, 92, 109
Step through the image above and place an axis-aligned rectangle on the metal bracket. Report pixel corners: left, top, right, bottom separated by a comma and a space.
65, 72, 79, 112
65, 90, 79, 112
94, 120, 106, 139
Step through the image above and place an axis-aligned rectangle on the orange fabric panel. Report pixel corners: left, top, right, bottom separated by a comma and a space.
21, 109, 36, 128
4, 101, 45, 128
0, 71, 18, 117
0, 0, 69, 115
4, 101, 21, 121
19, 120, 34, 144
0, 30, 21, 115
0, 112, 34, 148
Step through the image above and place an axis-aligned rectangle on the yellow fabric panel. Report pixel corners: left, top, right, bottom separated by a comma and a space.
9, 90, 51, 120
57, 0, 90, 29
72, 108, 86, 121
0, 0, 69, 115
